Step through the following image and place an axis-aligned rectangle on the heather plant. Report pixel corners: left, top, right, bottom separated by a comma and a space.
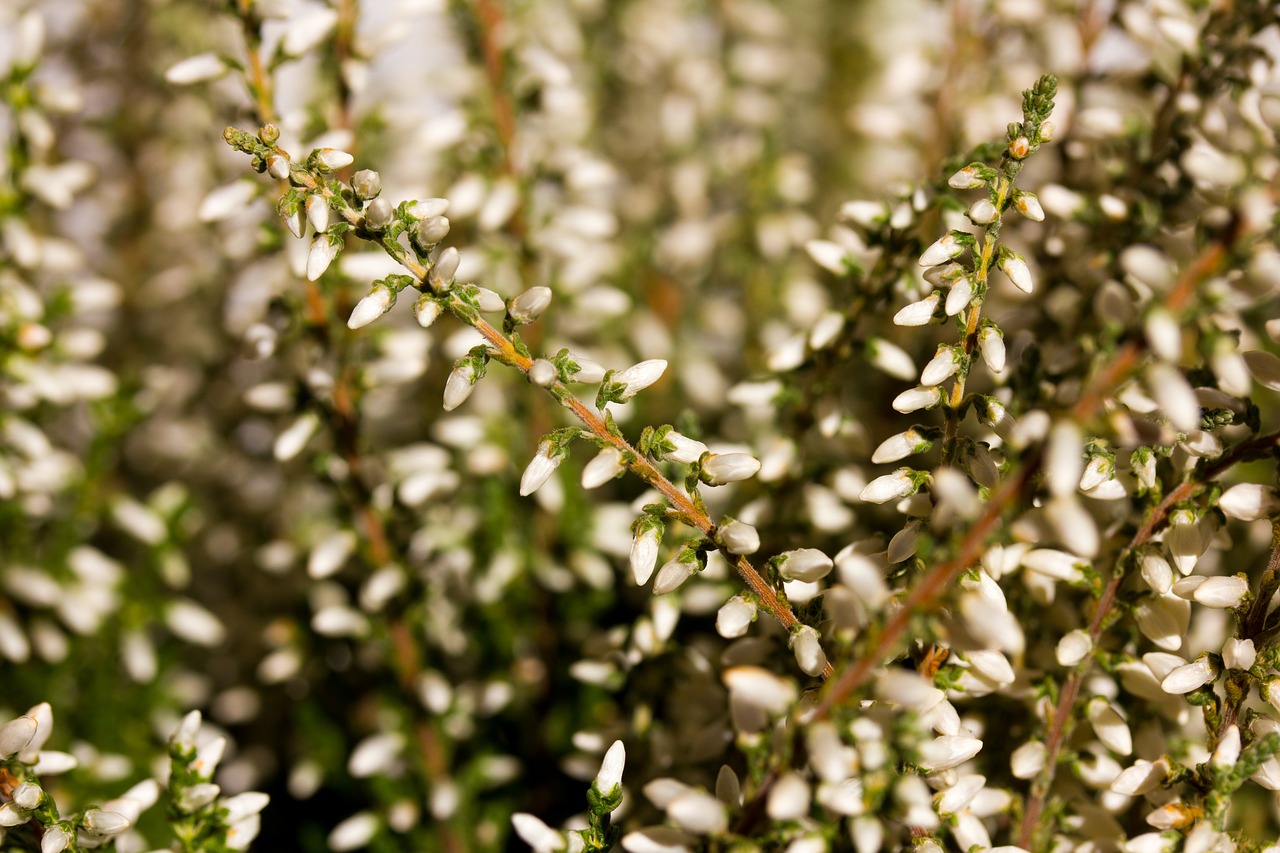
5, 0, 1280, 852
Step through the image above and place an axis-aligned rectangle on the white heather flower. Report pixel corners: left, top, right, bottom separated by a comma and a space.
1044, 422, 1083, 498
348, 732, 405, 778
198, 181, 256, 223
1144, 308, 1181, 362
351, 169, 381, 200
415, 216, 451, 246
1056, 629, 1093, 667
1087, 698, 1133, 755
614, 359, 667, 400
918, 735, 983, 772
596, 740, 626, 795
887, 520, 923, 563
652, 558, 697, 595
872, 429, 926, 464
892, 385, 941, 413
41, 825, 71, 853
306, 235, 339, 281
920, 347, 959, 387
967, 199, 998, 225
1014, 192, 1045, 221
442, 362, 476, 412
893, 293, 940, 326
945, 277, 974, 316
315, 148, 354, 171
1191, 575, 1248, 609
948, 166, 985, 189
582, 447, 625, 489
83, 810, 130, 836
860, 469, 916, 504
0, 715, 37, 759
347, 284, 396, 330
1161, 657, 1216, 694
1223, 637, 1257, 670
413, 295, 442, 328
630, 526, 660, 585
527, 359, 557, 387
474, 287, 505, 313
364, 197, 393, 229
716, 596, 757, 638
305, 194, 330, 233
165, 52, 226, 85
408, 198, 449, 220
1011, 741, 1047, 779
1165, 509, 1205, 575
1146, 363, 1200, 433
978, 326, 1006, 373
509, 287, 553, 324
790, 626, 827, 676
866, 338, 916, 379
666, 791, 728, 834
328, 812, 379, 852
1219, 483, 1280, 521
766, 773, 811, 821
517, 440, 563, 494
223, 792, 270, 825
1213, 725, 1241, 768
716, 520, 759, 555
702, 452, 760, 485
1111, 759, 1168, 796
999, 252, 1033, 293
778, 549, 833, 582
919, 233, 964, 267
431, 247, 461, 289
663, 431, 708, 464
11, 781, 40, 811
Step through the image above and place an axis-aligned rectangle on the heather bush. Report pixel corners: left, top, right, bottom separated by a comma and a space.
4, 1, 1280, 852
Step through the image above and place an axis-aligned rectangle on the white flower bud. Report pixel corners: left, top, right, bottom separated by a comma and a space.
1086, 698, 1132, 755
351, 170, 382, 200
790, 626, 827, 676
581, 447, 625, 489
266, 155, 291, 180
716, 595, 757, 638
723, 666, 797, 716
948, 166, 986, 189
315, 148, 354, 171
348, 732, 405, 778
223, 792, 270, 825
652, 557, 697, 595
1009, 136, 1031, 159
281, 202, 306, 237
442, 362, 476, 411
767, 773, 811, 821
1223, 637, 1256, 670
347, 284, 396, 330
165, 52, 227, 85
918, 735, 983, 772
919, 233, 964, 267
978, 326, 1006, 373
527, 359, 557, 387
872, 429, 926, 464
297, 194, 328, 235
1213, 725, 1241, 768
41, 825, 71, 853
666, 790, 728, 834
867, 338, 917, 379
663, 431, 708, 464
306, 235, 339, 281
1191, 575, 1248, 609
431, 247, 461, 289
1219, 483, 1280, 521
716, 520, 760, 556
999, 253, 1034, 293
1055, 629, 1093, 667
893, 293, 940, 326
945, 277, 974, 316
1161, 657, 1216, 694
614, 359, 668, 400
1111, 759, 1168, 796
364, 197, 393, 229
12, 781, 42, 810
892, 385, 941, 413
474, 287, 506, 313
595, 740, 626, 795
1044, 422, 1083, 498
1144, 308, 1181, 362
413, 294, 442, 328
778, 548, 833, 582
274, 411, 320, 462
83, 810, 130, 836
1014, 192, 1045, 222
565, 353, 606, 384
702, 452, 761, 485
328, 812, 379, 852
860, 469, 915, 504
0, 715, 37, 759
967, 199, 998, 225
0, 804, 27, 827
509, 287, 553, 324
414, 215, 451, 247
520, 442, 565, 497
630, 525, 660, 585
1011, 741, 1047, 779
1146, 363, 1200, 433
920, 347, 959, 387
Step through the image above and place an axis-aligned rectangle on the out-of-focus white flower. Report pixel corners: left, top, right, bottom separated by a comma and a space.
1056, 629, 1093, 667
716, 595, 757, 638
666, 790, 727, 834
767, 772, 811, 821
165, 52, 227, 85
512, 814, 565, 851
893, 293, 940, 326
918, 735, 983, 772
790, 626, 827, 676
1011, 741, 1046, 779
328, 811, 379, 852
1086, 698, 1133, 755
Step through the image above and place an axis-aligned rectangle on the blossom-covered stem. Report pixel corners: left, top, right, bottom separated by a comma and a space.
248, 147, 822, 670
1018, 427, 1280, 849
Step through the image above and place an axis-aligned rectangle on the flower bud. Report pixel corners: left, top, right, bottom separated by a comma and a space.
614, 359, 667, 400
431, 247, 460, 290
893, 293, 940, 326
413, 294, 442, 328
305, 194, 330, 233
352, 169, 382, 200
83, 809, 130, 836
630, 525, 660, 585
778, 548, 833, 582
364, 197, 393, 229
581, 447, 625, 489
1161, 657, 1216, 694
860, 469, 916, 504
999, 252, 1033, 293
508, 286, 553, 324
790, 626, 827, 676
41, 825, 71, 853
892, 385, 941, 414
12, 781, 42, 810
266, 155, 291, 181
1223, 637, 1257, 671
527, 359, 557, 387
0, 715, 37, 759
595, 740, 626, 796
347, 284, 396, 330
920, 346, 959, 387
442, 361, 476, 411
1009, 136, 1031, 159
1219, 483, 1280, 521
716, 595, 757, 638
306, 234, 340, 281
315, 148, 354, 171
1014, 192, 1045, 222
967, 199, 998, 225
663, 431, 708, 464
701, 452, 761, 485
716, 520, 759, 555
652, 557, 697, 595
945, 277, 974, 316
520, 442, 566, 497
414, 216, 451, 247
919, 233, 964, 267
948, 165, 986, 190
978, 325, 1005, 373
